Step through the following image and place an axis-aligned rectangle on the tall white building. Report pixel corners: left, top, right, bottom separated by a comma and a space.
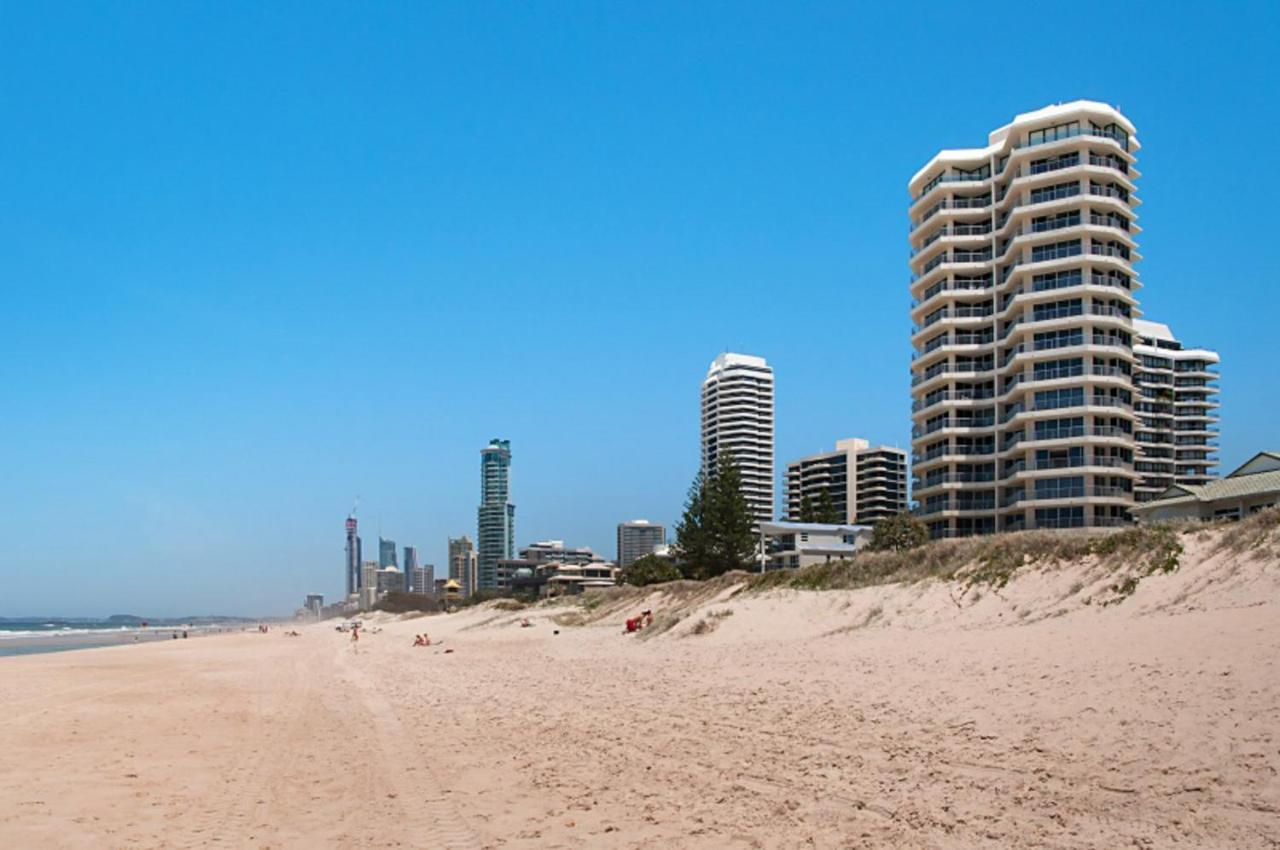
1132, 319, 1220, 501
701, 353, 775, 525
909, 101, 1142, 537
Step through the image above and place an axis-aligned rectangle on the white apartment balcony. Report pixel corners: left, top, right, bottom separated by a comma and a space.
909, 221, 993, 257
1003, 425, 1134, 456
1001, 459, 1138, 483
912, 390, 997, 418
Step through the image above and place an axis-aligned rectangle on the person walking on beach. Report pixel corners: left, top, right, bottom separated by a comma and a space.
350, 624, 359, 652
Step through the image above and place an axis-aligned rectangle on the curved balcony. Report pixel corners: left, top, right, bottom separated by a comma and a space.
912, 389, 997, 417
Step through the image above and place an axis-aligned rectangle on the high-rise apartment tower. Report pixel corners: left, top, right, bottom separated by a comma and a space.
379, 537, 397, 569
701, 353, 775, 525
1132, 319, 1220, 500
909, 101, 1141, 537
477, 439, 515, 590
402, 545, 419, 592
344, 515, 361, 598
785, 438, 909, 525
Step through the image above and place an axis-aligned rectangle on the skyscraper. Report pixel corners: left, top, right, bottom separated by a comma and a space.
908, 101, 1141, 537
402, 545, 419, 592
701, 353, 775, 525
448, 536, 477, 598
344, 515, 360, 598
616, 520, 665, 569
379, 537, 397, 569
1132, 319, 1220, 501
476, 439, 515, 591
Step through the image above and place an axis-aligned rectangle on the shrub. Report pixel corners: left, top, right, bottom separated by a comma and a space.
620, 554, 683, 587
869, 512, 929, 552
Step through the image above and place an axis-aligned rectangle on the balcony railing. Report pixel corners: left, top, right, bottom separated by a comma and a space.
914, 172, 992, 201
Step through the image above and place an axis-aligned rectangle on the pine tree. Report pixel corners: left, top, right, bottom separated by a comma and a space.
816, 488, 841, 524
706, 452, 757, 576
674, 471, 710, 578
798, 494, 815, 523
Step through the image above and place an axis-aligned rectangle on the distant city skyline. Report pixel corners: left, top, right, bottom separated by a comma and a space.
5, 4, 1277, 616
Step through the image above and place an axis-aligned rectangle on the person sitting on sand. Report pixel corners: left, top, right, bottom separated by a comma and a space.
520, 618, 532, 628
643, 610, 654, 628
625, 617, 639, 633
413, 635, 425, 647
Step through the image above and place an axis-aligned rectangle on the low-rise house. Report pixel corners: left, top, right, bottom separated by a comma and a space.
1132, 451, 1280, 523
758, 521, 873, 571
537, 561, 619, 597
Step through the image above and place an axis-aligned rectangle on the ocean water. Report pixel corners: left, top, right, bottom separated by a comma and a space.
0, 620, 225, 657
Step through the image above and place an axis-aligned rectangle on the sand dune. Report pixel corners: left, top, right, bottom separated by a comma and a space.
2, 519, 1278, 848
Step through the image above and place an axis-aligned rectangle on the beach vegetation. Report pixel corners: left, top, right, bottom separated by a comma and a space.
868, 512, 929, 552
620, 554, 683, 587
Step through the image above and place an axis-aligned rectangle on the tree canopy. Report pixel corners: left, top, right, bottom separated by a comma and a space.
869, 512, 929, 552
675, 453, 758, 579
619, 554, 683, 587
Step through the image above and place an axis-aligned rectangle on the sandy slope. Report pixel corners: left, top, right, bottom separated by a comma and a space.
1, 529, 1278, 849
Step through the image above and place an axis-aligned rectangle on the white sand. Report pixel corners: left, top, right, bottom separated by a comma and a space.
2, 531, 1278, 848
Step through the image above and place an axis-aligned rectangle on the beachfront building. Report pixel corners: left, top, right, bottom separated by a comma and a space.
758, 521, 873, 571
1133, 451, 1280, 523
537, 561, 620, 597
477, 439, 516, 590
616, 519, 666, 568
909, 100, 1142, 538
303, 594, 324, 617
702, 352, 775, 526
1132, 319, 1220, 502
344, 515, 361, 598
448, 535, 477, 598
785, 438, 909, 526
496, 541, 601, 589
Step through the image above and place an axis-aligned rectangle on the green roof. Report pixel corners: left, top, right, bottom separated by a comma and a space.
1135, 460, 1280, 512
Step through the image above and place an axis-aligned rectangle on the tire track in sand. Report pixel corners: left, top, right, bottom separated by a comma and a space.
336, 643, 483, 850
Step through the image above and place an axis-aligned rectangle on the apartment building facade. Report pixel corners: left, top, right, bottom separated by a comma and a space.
616, 520, 666, 569
1132, 319, 1220, 501
701, 353, 775, 526
476, 439, 515, 590
909, 101, 1142, 537
785, 438, 908, 525
447, 535, 477, 598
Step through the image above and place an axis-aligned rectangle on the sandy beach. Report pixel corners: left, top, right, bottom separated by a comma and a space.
3, 528, 1279, 848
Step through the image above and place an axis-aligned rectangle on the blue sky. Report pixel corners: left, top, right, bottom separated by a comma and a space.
2, 2, 1277, 616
